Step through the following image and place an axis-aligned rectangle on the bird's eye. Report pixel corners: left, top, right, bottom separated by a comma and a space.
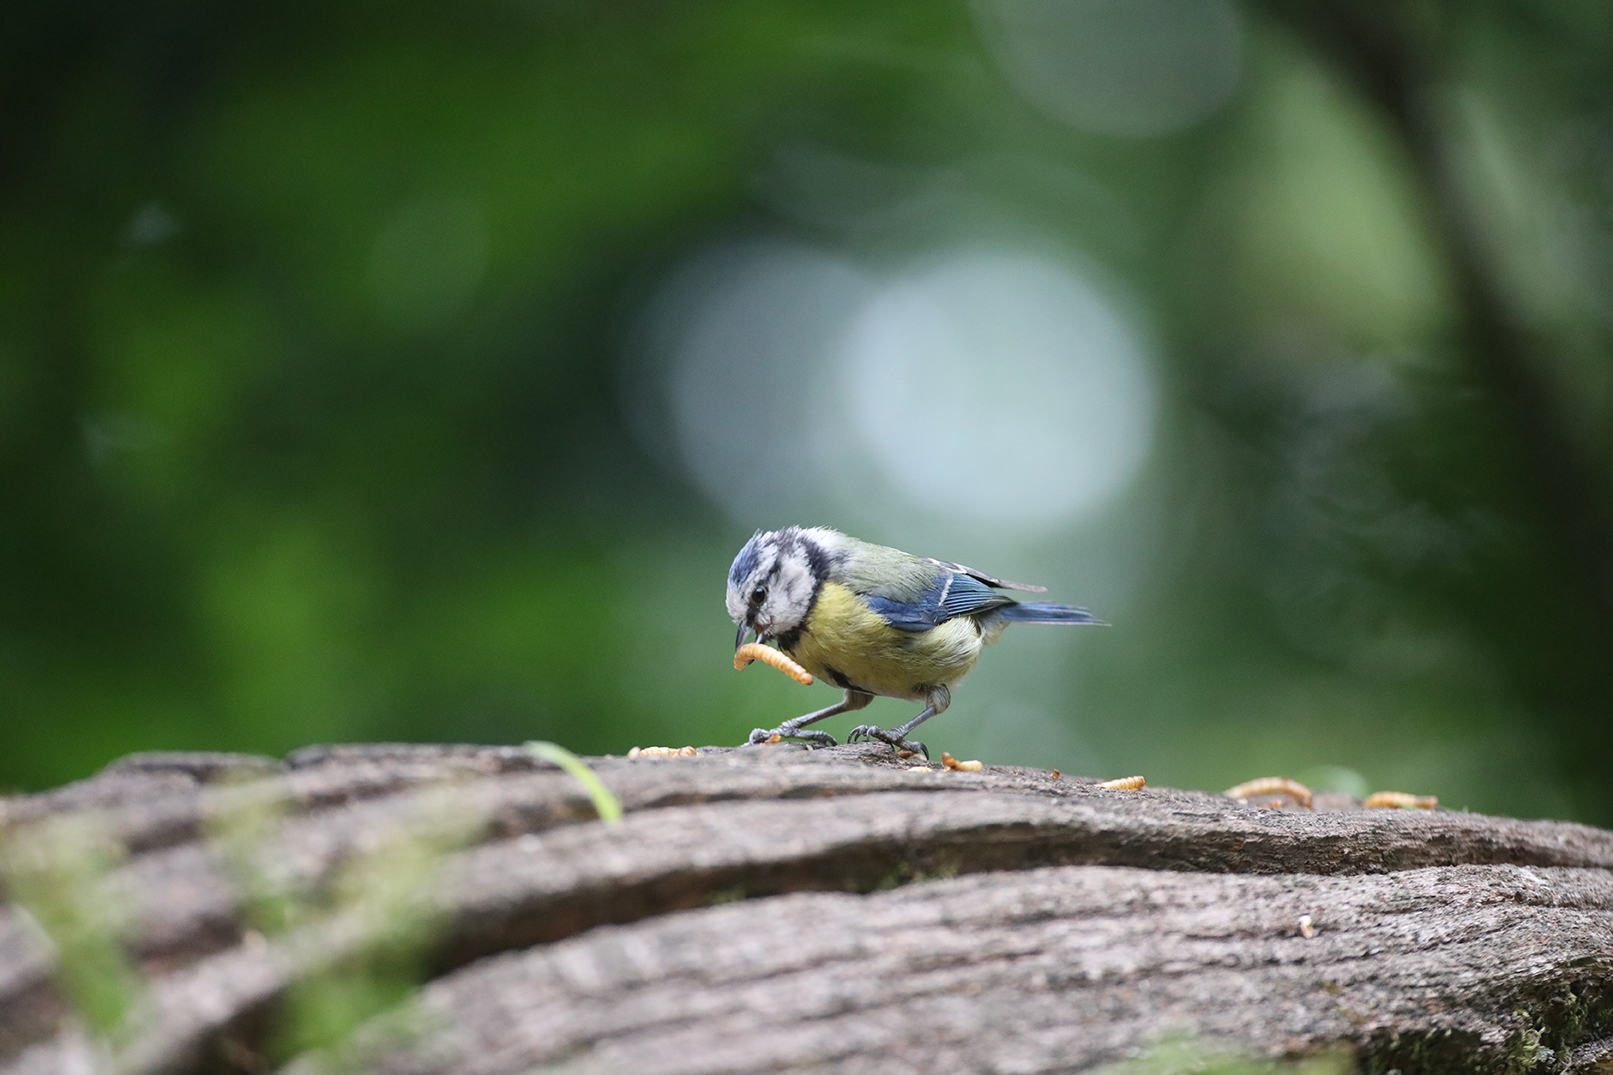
750, 586, 768, 605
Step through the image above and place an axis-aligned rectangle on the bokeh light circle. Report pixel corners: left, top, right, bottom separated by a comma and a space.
638, 239, 1156, 538
838, 251, 1155, 528
652, 241, 867, 522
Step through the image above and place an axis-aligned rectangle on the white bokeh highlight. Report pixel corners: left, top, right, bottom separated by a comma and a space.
631, 238, 1157, 541
838, 252, 1155, 529
642, 241, 867, 523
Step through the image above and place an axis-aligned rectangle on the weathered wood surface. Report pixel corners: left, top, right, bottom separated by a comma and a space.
2, 743, 1611, 1075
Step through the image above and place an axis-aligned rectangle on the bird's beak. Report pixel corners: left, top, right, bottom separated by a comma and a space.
735, 621, 751, 651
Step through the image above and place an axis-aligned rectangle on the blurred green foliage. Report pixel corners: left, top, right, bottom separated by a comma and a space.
2, 0, 1610, 823
1091, 1039, 1347, 1075
0, 818, 142, 1042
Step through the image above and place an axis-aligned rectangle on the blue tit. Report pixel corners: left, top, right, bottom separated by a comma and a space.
726, 526, 1101, 757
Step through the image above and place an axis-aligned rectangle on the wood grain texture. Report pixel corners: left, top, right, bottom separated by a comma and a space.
363, 864, 1613, 1075
2, 743, 1611, 1075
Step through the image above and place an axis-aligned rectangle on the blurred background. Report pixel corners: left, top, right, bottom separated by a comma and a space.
2, 0, 1610, 823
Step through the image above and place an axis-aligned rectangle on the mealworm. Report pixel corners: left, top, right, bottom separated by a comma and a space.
733, 642, 814, 685
1363, 790, 1437, 809
1098, 775, 1146, 790
940, 752, 984, 771
1224, 776, 1313, 809
627, 745, 697, 758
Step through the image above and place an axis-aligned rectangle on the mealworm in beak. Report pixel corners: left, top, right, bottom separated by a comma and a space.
733, 642, 814, 685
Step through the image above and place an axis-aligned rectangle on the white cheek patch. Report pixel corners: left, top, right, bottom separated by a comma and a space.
763, 556, 818, 631
784, 570, 815, 609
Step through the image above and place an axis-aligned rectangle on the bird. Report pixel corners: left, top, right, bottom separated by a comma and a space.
726, 526, 1101, 757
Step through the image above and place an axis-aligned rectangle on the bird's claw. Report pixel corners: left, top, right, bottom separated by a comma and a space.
847, 724, 928, 759
746, 726, 838, 748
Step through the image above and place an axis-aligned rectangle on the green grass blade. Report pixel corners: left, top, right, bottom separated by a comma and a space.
523, 741, 623, 825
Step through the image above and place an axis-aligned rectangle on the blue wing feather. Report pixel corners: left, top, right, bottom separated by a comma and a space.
940, 574, 1014, 617
863, 571, 1013, 632
861, 594, 940, 632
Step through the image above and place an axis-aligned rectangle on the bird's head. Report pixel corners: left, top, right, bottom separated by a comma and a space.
725, 527, 833, 648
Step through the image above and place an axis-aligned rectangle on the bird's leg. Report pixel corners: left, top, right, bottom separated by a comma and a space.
848, 685, 950, 759
747, 689, 873, 747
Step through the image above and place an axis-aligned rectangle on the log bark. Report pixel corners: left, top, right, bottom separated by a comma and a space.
2, 743, 1611, 1075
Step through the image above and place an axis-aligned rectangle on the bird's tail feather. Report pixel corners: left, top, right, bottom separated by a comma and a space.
999, 602, 1103, 625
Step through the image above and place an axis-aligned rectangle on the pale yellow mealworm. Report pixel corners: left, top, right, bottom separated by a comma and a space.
1363, 790, 1437, 809
1224, 776, 1313, 809
627, 745, 698, 758
733, 642, 814, 685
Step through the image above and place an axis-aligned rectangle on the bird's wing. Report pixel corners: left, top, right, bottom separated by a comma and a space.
863, 570, 1017, 633
922, 557, 1047, 593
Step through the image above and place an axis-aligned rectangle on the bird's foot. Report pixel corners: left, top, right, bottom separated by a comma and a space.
746, 725, 838, 748
847, 724, 928, 759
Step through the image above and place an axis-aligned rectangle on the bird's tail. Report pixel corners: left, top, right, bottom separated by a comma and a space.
998, 602, 1104, 625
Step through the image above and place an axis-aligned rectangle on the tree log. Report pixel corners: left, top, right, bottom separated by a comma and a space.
2, 743, 1611, 1074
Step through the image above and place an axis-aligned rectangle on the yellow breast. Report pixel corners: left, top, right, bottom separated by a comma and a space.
783, 581, 983, 701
